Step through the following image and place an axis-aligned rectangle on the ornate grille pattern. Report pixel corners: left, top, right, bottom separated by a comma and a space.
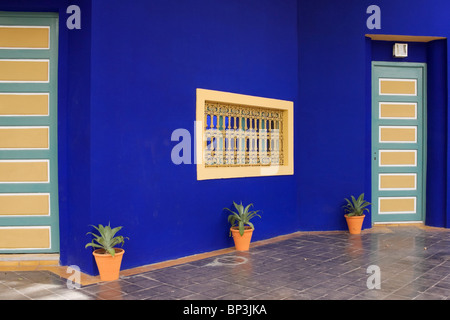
204, 101, 284, 167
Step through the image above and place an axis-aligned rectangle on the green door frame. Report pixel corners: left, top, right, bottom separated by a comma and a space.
0, 12, 59, 253
371, 61, 427, 224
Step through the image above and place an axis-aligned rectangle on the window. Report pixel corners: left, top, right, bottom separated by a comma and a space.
196, 89, 293, 180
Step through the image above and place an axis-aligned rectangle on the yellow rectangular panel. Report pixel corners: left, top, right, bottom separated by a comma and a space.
0, 227, 50, 249
379, 174, 416, 190
379, 150, 416, 166
0, 94, 49, 116
0, 127, 49, 149
0, 194, 49, 215
379, 197, 416, 213
0, 27, 49, 49
0, 60, 49, 82
380, 126, 416, 143
380, 103, 416, 119
0, 161, 48, 183
380, 79, 416, 95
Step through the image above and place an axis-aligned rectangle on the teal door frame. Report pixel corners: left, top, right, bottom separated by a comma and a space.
371, 61, 427, 224
0, 12, 59, 253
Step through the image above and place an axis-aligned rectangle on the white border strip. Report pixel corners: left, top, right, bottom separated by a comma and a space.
0, 93, 49, 117
0, 193, 50, 217
379, 126, 417, 143
378, 196, 416, 214
379, 78, 417, 96
379, 102, 417, 120
0, 126, 49, 150
0, 26, 50, 50
0, 226, 51, 250
0, 59, 50, 83
379, 173, 417, 191
379, 149, 417, 167
0, 159, 50, 184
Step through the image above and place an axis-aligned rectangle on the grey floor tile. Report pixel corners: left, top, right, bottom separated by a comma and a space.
423, 285, 450, 298
0, 288, 30, 300
414, 292, 446, 300
179, 292, 213, 300
128, 287, 162, 300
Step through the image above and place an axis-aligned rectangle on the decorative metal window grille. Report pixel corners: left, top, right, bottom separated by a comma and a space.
203, 101, 284, 167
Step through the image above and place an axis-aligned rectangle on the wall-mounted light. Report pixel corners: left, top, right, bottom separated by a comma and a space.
393, 43, 408, 58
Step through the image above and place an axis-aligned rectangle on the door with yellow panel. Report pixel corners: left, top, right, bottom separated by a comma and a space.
372, 62, 426, 223
0, 12, 59, 253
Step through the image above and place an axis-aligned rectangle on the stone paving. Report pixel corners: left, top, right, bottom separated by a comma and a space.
1, 226, 449, 300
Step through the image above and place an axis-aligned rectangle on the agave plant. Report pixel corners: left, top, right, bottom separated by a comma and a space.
224, 201, 261, 236
85, 223, 128, 256
343, 193, 371, 217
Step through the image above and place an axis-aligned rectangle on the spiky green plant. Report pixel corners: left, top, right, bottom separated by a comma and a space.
343, 193, 371, 217
224, 201, 261, 236
85, 223, 128, 256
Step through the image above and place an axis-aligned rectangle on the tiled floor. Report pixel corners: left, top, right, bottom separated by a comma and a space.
1, 226, 449, 300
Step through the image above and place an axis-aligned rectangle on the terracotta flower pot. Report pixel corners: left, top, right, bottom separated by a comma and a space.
93, 248, 124, 281
345, 214, 365, 235
230, 227, 253, 251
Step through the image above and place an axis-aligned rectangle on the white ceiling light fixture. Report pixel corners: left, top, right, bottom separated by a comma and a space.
393, 43, 408, 58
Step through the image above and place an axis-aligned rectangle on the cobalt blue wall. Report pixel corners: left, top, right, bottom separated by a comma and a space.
297, 0, 450, 234
58, 0, 94, 272
426, 39, 448, 227
86, 0, 299, 274
297, 0, 367, 231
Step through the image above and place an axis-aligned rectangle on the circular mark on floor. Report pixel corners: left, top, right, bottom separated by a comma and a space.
205, 256, 248, 267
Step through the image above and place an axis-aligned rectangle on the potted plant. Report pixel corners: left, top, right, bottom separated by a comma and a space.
85, 223, 128, 281
343, 193, 371, 235
224, 201, 261, 251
